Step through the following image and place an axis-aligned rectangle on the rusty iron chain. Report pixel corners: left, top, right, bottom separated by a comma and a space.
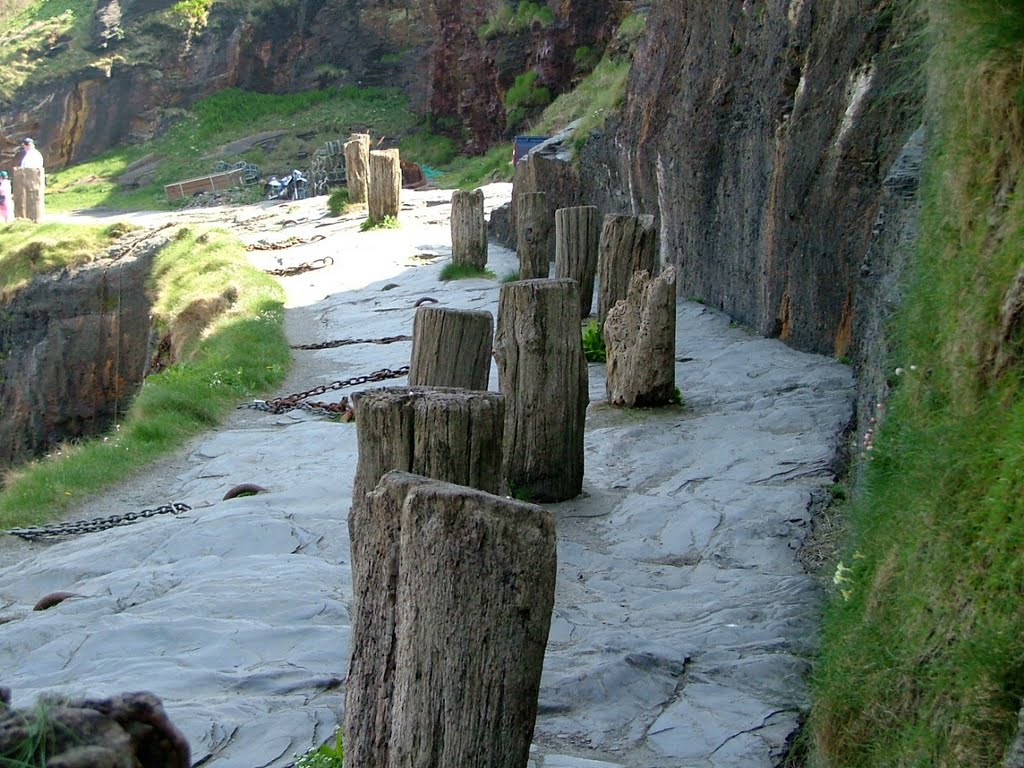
263, 255, 334, 277
6, 502, 192, 542
247, 235, 327, 252
291, 334, 412, 351
241, 365, 410, 415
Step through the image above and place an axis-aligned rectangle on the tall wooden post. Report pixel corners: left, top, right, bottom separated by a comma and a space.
554, 205, 600, 318
516, 192, 551, 280
12, 167, 44, 223
451, 189, 487, 270
389, 474, 556, 768
605, 267, 678, 407
347, 389, 505, 768
368, 148, 401, 223
344, 133, 371, 205
494, 278, 588, 502
597, 213, 657, 328
408, 306, 494, 390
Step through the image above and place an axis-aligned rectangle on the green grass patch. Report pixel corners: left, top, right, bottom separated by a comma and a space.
0, 700, 69, 768
360, 215, 400, 231
615, 12, 646, 43
0, 225, 289, 530
294, 727, 344, 768
582, 319, 606, 363
535, 52, 631, 139
0, 220, 129, 299
435, 144, 513, 189
478, 1, 554, 40
399, 130, 459, 167
439, 262, 495, 281
0, 0, 99, 103
500, 269, 520, 283
808, 3, 1024, 765
505, 70, 552, 131
327, 187, 350, 216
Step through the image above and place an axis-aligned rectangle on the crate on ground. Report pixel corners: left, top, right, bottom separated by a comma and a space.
165, 169, 246, 201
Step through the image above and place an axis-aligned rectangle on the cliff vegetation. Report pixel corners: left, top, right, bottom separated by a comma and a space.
808, 1, 1024, 764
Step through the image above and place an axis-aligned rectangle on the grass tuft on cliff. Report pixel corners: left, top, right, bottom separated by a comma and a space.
808, 1, 1024, 765
533, 12, 643, 143
0, 225, 289, 529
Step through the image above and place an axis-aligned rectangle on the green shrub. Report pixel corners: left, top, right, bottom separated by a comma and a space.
399, 131, 459, 167
479, 1, 555, 39
360, 215, 400, 231
295, 728, 343, 768
435, 144, 513, 189
582, 319, 606, 362
573, 45, 600, 73
505, 70, 552, 129
615, 12, 646, 43
170, 0, 211, 29
327, 187, 349, 216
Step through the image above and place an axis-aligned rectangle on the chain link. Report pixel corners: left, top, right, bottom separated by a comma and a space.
6, 502, 192, 542
247, 235, 327, 252
263, 256, 334, 277
241, 365, 410, 415
291, 334, 411, 351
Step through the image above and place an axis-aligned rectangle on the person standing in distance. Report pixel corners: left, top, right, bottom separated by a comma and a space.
0, 171, 12, 224
18, 137, 44, 168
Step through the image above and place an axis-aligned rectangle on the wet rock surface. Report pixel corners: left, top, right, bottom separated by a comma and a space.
0, 186, 853, 767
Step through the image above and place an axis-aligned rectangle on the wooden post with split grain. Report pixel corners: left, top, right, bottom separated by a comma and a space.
597, 213, 657, 328
344, 133, 371, 204
13, 167, 44, 223
346, 391, 505, 768
408, 306, 494, 390
451, 188, 487, 270
604, 267, 678, 407
368, 148, 402, 223
494, 278, 588, 502
516, 191, 552, 280
387, 473, 556, 768
554, 205, 600, 317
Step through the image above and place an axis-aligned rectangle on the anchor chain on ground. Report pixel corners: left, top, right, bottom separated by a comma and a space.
6, 503, 192, 541
241, 365, 410, 415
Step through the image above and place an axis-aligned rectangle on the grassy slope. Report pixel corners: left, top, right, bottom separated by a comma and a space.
809, 2, 1024, 765
0, 225, 289, 528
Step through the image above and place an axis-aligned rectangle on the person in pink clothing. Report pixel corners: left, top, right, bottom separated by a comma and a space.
0, 171, 12, 224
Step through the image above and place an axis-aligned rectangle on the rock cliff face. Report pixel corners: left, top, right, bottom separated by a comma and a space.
581, 0, 921, 357
1, 0, 623, 168
0, 245, 156, 467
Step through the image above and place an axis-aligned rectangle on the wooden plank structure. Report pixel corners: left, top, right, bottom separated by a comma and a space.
164, 168, 246, 201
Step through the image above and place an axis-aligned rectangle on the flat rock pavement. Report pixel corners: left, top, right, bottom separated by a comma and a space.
0, 185, 854, 768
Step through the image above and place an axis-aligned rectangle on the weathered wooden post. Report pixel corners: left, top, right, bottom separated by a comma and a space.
516, 191, 552, 280
597, 213, 657, 327
605, 267, 678, 407
388, 473, 556, 768
368, 148, 401, 224
12, 167, 44, 223
554, 205, 600, 317
344, 132, 371, 204
451, 188, 487, 270
408, 306, 494, 390
494, 278, 588, 502
346, 391, 505, 768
